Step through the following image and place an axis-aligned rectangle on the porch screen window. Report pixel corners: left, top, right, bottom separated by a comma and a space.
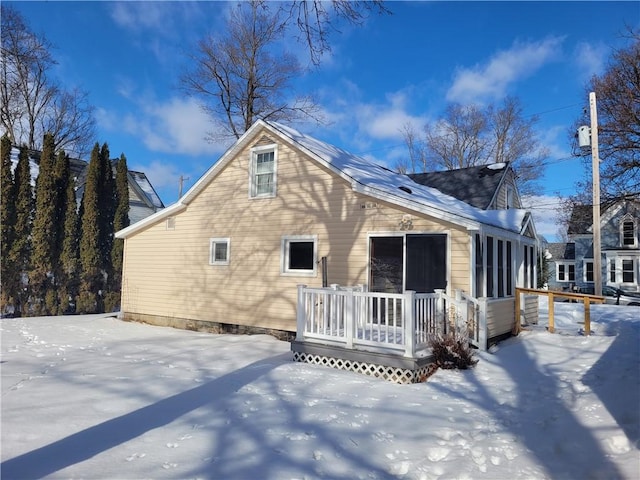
474, 234, 483, 297
250, 146, 277, 198
282, 235, 317, 276
622, 259, 634, 283
585, 261, 594, 282
486, 236, 494, 297
506, 241, 513, 295
528, 245, 535, 288
209, 238, 230, 265
497, 240, 505, 297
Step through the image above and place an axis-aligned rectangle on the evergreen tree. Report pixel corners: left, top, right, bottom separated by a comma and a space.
52, 150, 71, 313
106, 154, 129, 311
59, 166, 80, 314
30, 133, 58, 315
8, 146, 33, 316
98, 143, 115, 280
77, 143, 102, 313
1, 135, 16, 314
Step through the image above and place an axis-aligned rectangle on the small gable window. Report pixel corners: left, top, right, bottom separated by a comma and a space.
621, 218, 637, 247
250, 144, 277, 198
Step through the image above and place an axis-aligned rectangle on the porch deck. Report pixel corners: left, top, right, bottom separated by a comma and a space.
292, 285, 485, 383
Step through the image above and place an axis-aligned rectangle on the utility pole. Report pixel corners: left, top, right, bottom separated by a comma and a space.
590, 92, 602, 297
178, 175, 189, 198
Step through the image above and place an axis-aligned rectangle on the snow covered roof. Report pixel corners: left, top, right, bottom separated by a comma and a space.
266, 122, 530, 234
128, 170, 164, 209
117, 120, 534, 238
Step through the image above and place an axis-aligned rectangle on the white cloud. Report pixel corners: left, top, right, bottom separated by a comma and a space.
573, 41, 608, 80
447, 37, 564, 104
125, 97, 222, 157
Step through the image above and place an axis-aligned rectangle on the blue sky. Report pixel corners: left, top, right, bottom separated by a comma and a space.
8, 1, 639, 240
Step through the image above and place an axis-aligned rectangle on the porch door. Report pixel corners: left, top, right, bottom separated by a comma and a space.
406, 234, 447, 293
370, 237, 403, 293
369, 234, 447, 293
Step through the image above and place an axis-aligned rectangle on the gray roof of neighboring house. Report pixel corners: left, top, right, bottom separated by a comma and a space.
547, 242, 576, 260
408, 163, 509, 210
10, 146, 164, 212
128, 170, 164, 209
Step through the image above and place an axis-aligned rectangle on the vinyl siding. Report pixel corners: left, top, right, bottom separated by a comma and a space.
485, 297, 516, 339
121, 128, 472, 332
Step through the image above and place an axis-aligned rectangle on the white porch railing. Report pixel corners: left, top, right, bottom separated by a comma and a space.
296, 285, 485, 357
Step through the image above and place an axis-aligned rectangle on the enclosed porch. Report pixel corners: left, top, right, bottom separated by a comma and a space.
291, 285, 509, 383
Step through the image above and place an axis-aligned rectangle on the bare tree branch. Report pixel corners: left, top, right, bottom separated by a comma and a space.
1, 5, 95, 157
401, 98, 547, 196
182, 1, 324, 142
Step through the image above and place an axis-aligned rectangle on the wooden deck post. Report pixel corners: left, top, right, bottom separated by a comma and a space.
403, 290, 416, 358
296, 285, 307, 341
584, 296, 591, 336
548, 292, 555, 333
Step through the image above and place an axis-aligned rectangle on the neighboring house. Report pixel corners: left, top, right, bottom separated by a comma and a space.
409, 162, 521, 210
116, 120, 538, 352
9, 147, 164, 224
547, 199, 640, 293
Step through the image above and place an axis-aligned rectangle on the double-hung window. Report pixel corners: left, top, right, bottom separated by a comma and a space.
281, 235, 317, 276
622, 219, 637, 247
622, 259, 635, 283
557, 262, 575, 282
584, 261, 594, 283
250, 145, 277, 198
209, 238, 230, 265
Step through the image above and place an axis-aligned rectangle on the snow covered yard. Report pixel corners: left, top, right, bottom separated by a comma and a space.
1, 302, 638, 480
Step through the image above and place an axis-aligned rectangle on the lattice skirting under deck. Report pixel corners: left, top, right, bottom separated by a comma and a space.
292, 351, 432, 384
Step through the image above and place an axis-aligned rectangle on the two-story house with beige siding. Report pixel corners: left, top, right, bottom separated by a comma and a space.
117, 120, 537, 360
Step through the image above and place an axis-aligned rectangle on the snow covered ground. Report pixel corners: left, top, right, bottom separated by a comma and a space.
1, 299, 638, 479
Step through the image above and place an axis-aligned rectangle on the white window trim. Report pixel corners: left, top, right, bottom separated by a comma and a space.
583, 260, 594, 283
209, 238, 230, 265
281, 235, 317, 277
249, 143, 278, 199
621, 257, 637, 285
556, 261, 575, 283
620, 216, 637, 247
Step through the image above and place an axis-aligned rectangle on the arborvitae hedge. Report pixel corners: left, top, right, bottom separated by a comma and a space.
30, 133, 59, 315
3, 135, 129, 317
78, 143, 103, 314
1, 136, 16, 313
8, 147, 33, 316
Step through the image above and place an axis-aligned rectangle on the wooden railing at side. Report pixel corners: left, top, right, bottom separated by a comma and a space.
514, 287, 605, 336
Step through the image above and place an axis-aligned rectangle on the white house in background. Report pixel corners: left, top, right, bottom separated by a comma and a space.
10, 146, 164, 224
547, 198, 640, 293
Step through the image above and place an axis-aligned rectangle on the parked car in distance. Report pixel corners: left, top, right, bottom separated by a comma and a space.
602, 286, 640, 306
